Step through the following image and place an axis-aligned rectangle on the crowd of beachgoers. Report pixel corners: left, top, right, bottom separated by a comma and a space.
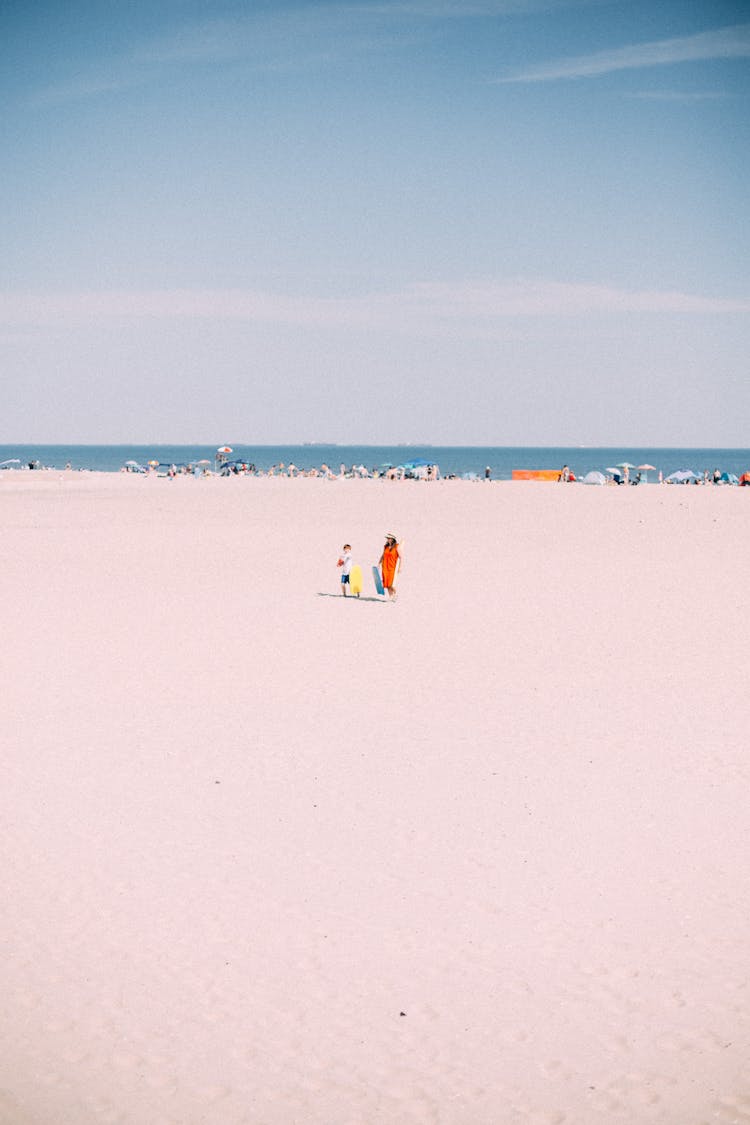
4, 456, 749, 485
128, 458, 446, 480
558, 463, 750, 486
1, 455, 445, 479
130, 459, 750, 484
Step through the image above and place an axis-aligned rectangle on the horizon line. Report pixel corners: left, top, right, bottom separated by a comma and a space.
3, 442, 750, 451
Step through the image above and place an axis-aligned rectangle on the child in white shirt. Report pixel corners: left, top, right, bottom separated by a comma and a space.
337, 544, 352, 596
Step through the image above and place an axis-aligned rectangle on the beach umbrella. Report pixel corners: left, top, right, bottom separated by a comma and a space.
217, 445, 233, 454
637, 464, 656, 471
605, 467, 620, 475
616, 462, 636, 470
0, 459, 21, 467
148, 460, 159, 467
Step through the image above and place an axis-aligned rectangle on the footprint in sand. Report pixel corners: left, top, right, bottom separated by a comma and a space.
711, 1094, 750, 1122
537, 1058, 574, 1082
510, 1104, 567, 1124
654, 1029, 725, 1053
82, 1099, 126, 1125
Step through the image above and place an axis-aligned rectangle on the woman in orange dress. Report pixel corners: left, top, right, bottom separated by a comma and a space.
379, 533, 401, 601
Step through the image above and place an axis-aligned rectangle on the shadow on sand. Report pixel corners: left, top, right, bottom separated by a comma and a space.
317, 593, 385, 603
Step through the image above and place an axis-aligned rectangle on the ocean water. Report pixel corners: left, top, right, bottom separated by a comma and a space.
2, 444, 750, 480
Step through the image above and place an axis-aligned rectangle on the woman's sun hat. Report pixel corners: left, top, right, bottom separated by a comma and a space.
385, 532, 396, 539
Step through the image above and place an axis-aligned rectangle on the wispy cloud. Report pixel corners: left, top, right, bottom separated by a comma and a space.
500, 22, 750, 82
627, 89, 727, 102
354, 0, 574, 14
32, 0, 586, 103
34, 7, 415, 102
2, 281, 748, 336
131, 2, 562, 68
31, 70, 150, 106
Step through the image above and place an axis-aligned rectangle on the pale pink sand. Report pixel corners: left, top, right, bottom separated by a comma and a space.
2, 472, 749, 1125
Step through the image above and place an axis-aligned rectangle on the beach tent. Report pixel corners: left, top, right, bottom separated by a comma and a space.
582, 471, 606, 485
0, 459, 21, 468
719, 472, 739, 485
123, 460, 147, 473
665, 470, 699, 483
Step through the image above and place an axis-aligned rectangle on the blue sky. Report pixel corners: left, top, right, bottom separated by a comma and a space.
2, 0, 748, 444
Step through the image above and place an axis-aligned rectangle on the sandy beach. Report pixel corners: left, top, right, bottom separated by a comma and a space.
2, 471, 749, 1125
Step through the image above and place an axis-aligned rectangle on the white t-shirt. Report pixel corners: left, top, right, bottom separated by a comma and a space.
339, 550, 352, 576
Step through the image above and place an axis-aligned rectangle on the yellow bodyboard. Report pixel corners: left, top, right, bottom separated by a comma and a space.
349, 564, 363, 595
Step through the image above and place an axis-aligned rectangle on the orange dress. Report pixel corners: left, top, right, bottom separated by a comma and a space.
382, 544, 399, 589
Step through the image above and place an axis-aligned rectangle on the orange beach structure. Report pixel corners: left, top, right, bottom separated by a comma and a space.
512, 469, 565, 482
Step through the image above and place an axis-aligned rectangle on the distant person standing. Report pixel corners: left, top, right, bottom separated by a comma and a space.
485, 466, 491, 481
559, 465, 571, 482
379, 534, 401, 602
